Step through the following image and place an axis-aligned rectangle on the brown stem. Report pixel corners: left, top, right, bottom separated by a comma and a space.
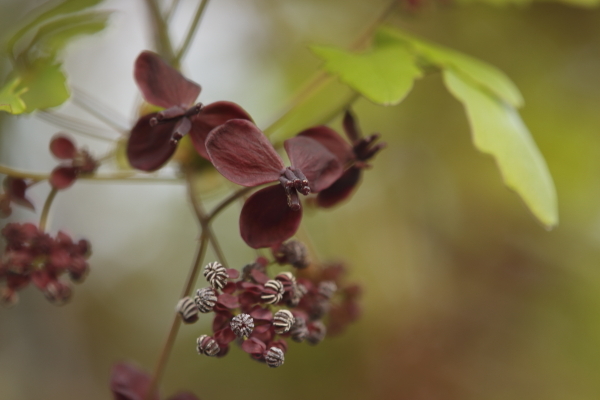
144, 0, 177, 66
39, 188, 58, 231
175, 0, 211, 63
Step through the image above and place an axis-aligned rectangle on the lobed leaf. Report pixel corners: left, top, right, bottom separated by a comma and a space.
443, 69, 558, 228
16, 58, 69, 112
310, 43, 422, 106
376, 26, 524, 108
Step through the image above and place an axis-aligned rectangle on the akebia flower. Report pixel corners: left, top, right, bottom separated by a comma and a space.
0, 176, 34, 217
205, 119, 343, 249
126, 51, 253, 171
49, 134, 98, 189
299, 110, 386, 208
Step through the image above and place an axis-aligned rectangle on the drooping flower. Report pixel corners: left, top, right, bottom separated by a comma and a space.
0, 176, 34, 217
299, 110, 386, 207
126, 51, 252, 171
49, 134, 98, 189
205, 119, 343, 248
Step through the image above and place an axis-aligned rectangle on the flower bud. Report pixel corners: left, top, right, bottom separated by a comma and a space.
273, 309, 295, 334
176, 296, 199, 324
265, 347, 284, 368
203, 261, 228, 290
196, 335, 220, 356
318, 281, 337, 300
274, 240, 309, 269
230, 313, 254, 338
261, 280, 284, 304
194, 287, 218, 313
290, 316, 308, 343
306, 321, 326, 345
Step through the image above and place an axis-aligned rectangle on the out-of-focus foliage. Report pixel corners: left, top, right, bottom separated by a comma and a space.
310, 25, 557, 228
459, 0, 600, 7
0, 0, 110, 114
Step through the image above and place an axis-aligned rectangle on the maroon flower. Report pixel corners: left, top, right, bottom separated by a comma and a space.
0, 176, 34, 217
126, 51, 253, 171
206, 119, 343, 248
49, 134, 98, 189
110, 362, 200, 400
299, 110, 385, 207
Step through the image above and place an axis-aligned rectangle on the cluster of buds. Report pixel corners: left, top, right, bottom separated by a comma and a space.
175, 240, 362, 368
0, 222, 91, 306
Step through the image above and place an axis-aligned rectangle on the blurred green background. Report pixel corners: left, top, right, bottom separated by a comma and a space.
1, 0, 600, 399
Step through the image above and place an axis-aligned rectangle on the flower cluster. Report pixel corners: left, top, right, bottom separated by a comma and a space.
0, 222, 91, 306
175, 240, 362, 368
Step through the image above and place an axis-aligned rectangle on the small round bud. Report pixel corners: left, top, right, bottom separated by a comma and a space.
265, 347, 284, 368
290, 316, 308, 343
203, 261, 228, 290
230, 313, 254, 338
261, 280, 284, 304
274, 240, 309, 269
196, 335, 220, 356
273, 309, 295, 334
176, 296, 199, 324
318, 281, 337, 300
306, 321, 327, 345
44, 281, 72, 305
275, 272, 296, 291
194, 287, 217, 313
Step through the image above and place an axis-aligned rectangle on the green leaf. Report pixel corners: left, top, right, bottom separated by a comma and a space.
443, 69, 558, 228
6, 0, 104, 53
16, 59, 70, 112
376, 26, 524, 108
25, 11, 111, 57
0, 78, 27, 114
310, 42, 422, 106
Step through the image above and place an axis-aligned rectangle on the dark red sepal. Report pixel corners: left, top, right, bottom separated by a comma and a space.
241, 337, 266, 355
50, 135, 76, 159
249, 305, 272, 321
284, 136, 343, 193
189, 101, 253, 159
240, 185, 302, 249
316, 166, 362, 208
217, 293, 240, 309
4, 177, 34, 210
226, 268, 240, 279
214, 327, 236, 345
206, 119, 284, 187
126, 113, 178, 171
50, 166, 78, 189
298, 126, 353, 165
110, 362, 159, 400
134, 51, 200, 109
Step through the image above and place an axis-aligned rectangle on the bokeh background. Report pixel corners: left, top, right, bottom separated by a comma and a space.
2, 0, 600, 399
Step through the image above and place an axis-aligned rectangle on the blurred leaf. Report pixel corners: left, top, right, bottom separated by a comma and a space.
16, 58, 69, 112
443, 69, 558, 228
376, 26, 524, 108
25, 11, 111, 58
6, 0, 104, 53
115, 138, 133, 170
0, 78, 27, 114
310, 43, 422, 106
457, 0, 600, 6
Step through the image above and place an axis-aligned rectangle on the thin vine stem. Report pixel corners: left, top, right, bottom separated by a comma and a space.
144, 230, 209, 400
175, 0, 210, 63
145, 0, 177, 66
206, 186, 255, 222
38, 188, 58, 231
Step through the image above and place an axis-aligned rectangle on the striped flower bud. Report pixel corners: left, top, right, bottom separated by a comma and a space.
196, 335, 220, 356
261, 279, 284, 304
274, 240, 309, 269
290, 316, 308, 342
203, 261, 228, 290
176, 296, 199, 323
273, 309, 295, 334
265, 347, 285, 368
306, 321, 327, 345
194, 287, 217, 313
230, 313, 254, 338
275, 272, 296, 291
318, 281, 337, 300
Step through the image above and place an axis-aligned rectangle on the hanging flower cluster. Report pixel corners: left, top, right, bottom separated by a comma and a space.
0, 222, 91, 306
175, 240, 362, 368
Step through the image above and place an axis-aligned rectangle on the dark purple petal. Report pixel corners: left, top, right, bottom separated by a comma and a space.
241, 337, 266, 355
166, 393, 200, 400
4, 177, 34, 210
298, 126, 353, 165
49, 135, 76, 159
189, 101, 253, 159
316, 166, 362, 208
342, 110, 361, 143
226, 268, 240, 279
110, 362, 158, 400
134, 51, 200, 108
50, 166, 78, 189
214, 327, 236, 345
126, 113, 178, 172
240, 185, 302, 249
217, 293, 240, 309
284, 136, 343, 193
249, 305, 272, 321
249, 269, 269, 285
206, 120, 284, 187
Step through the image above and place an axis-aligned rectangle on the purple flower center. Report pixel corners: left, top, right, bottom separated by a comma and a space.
278, 167, 310, 211
149, 103, 204, 144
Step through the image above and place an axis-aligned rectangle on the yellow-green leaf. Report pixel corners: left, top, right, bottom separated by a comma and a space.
17, 59, 69, 112
0, 78, 27, 114
376, 26, 524, 108
443, 69, 558, 228
310, 42, 422, 106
